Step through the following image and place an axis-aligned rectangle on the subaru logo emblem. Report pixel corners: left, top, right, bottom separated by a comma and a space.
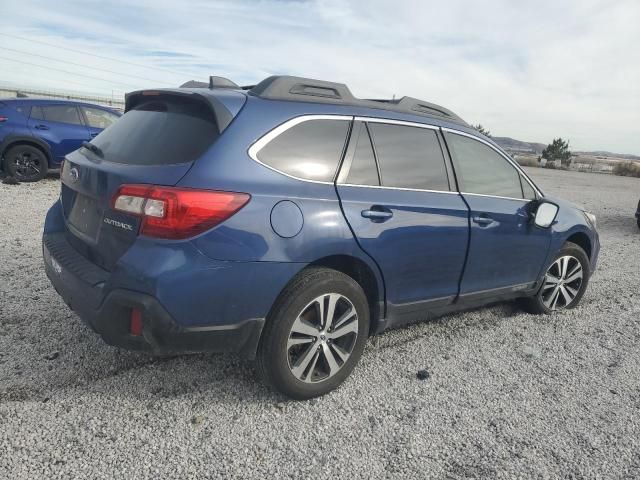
69, 167, 79, 182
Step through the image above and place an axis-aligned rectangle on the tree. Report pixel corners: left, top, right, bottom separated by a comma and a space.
473, 124, 491, 137
542, 138, 572, 167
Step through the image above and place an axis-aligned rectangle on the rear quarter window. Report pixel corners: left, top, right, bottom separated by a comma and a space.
91, 97, 218, 165
255, 118, 350, 182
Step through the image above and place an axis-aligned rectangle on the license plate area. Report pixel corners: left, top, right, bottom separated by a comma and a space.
68, 194, 101, 240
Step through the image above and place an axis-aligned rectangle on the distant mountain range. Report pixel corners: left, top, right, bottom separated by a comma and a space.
493, 136, 640, 161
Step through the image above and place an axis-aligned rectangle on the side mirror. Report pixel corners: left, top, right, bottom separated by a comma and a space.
534, 202, 559, 228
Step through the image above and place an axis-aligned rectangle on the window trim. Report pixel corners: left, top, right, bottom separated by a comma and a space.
247, 114, 353, 185
442, 127, 544, 199
247, 114, 543, 200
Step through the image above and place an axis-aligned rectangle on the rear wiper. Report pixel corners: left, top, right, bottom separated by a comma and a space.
82, 141, 103, 157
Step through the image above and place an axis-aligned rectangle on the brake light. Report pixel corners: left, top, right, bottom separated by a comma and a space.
112, 184, 250, 240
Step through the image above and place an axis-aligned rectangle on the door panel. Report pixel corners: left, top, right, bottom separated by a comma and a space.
337, 121, 469, 325
460, 195, 551, 294
28, 105, 90, 164
338, 186, 469, 321
442, 130, 551, 296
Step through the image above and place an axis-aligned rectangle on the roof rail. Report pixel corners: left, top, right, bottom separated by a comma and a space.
248, 75, 467, 125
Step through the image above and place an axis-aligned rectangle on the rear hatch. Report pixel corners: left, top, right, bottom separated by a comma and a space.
60, 91, 229, 271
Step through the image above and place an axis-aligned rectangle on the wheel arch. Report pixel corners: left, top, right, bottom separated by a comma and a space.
566, 231, 592, 260
303, 254, 385, 336
0, 136, 52, 165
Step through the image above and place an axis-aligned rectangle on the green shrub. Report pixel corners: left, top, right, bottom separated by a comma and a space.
613, 161, 640, 177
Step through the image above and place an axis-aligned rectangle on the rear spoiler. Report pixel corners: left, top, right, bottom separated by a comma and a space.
124, 89, 246, 132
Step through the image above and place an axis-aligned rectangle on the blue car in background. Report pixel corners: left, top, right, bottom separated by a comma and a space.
0, 98, 121, 182
42, 76, 599, 399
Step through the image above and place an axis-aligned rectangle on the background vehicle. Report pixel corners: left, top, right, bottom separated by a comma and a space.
0, 98, 121, 182
43, 76, 599, 399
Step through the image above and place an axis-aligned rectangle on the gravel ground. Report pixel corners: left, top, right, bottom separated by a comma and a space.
1, 168, 639, 479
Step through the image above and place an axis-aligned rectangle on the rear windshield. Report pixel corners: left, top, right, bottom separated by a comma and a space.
91, 96, 219, 165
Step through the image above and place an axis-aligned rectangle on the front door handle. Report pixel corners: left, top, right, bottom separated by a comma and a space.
361, 207, 393, 222
472, 215, 495, 226
34, 124, 49, 130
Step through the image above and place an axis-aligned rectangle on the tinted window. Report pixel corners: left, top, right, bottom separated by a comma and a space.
42, 105, 83, 125
82, 107, 119, 129
341, 123, 379, 185
368, 123, 449, 191
257, 119, 349, 182
90, 97, 218, 165
30, 106, 45, 120
446, 133, 523, 198
521, 175, 537, 199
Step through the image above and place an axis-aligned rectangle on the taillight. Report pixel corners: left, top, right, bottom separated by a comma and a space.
0, 116, 8, 122
111, 184, 250, 240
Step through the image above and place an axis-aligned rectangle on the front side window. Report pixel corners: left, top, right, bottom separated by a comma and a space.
445, 132, 523, 199
82, 107, 119, 129
367, 123, 450, 191
42, 105, 83, 125
521, 175, 537, 199
256, 119, 350, 182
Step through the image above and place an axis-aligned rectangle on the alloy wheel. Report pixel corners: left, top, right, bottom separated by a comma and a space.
12, 151, 42, 180
541, 255, 583, 310
287, 293, 359, 383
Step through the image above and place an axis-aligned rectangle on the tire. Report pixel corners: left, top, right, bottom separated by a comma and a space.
520, 241, 590, 315
3, 144, 48, 182
256, 267, 370, 399
637, 218, 640, 230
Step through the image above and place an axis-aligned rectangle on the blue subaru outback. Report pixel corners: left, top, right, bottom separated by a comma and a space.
0, 98, 120, 182
43, 76, 599, 398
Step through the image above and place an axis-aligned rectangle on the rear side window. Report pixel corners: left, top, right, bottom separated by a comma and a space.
42, 105, 83, 125
368, 123, 450, 191
256, 119, 349, 182
30, 106, 46, 120
339, 122, 380, 186
445, 133, 523, 199
91, 97, 218, 165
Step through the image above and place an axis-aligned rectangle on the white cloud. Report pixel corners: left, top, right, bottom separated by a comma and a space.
1, 0, 639, 153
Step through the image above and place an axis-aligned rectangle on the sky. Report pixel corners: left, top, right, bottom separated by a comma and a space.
1, 0, 639, 154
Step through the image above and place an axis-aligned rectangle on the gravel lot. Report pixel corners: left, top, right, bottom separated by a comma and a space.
1, 168, 639, 479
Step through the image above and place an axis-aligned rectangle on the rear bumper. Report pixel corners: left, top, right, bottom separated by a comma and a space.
43, 233, 265, 358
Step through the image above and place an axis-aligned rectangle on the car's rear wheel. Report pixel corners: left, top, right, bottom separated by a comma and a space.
521, 241, 590, 314
256, 267, 369, 399
4, 144, 48, 182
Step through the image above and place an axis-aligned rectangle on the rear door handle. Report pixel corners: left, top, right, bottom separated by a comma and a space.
472, 215, 495, 226
34, 124, 49, 130
361, 207, 393, 222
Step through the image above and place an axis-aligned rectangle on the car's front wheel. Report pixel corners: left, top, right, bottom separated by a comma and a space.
521, 241, 590, 314
4, 144, 48, 182
256, 267, 369, 399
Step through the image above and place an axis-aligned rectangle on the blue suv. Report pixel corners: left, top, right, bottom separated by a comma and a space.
43, 76, 599, 398
0, 98, 120, 182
